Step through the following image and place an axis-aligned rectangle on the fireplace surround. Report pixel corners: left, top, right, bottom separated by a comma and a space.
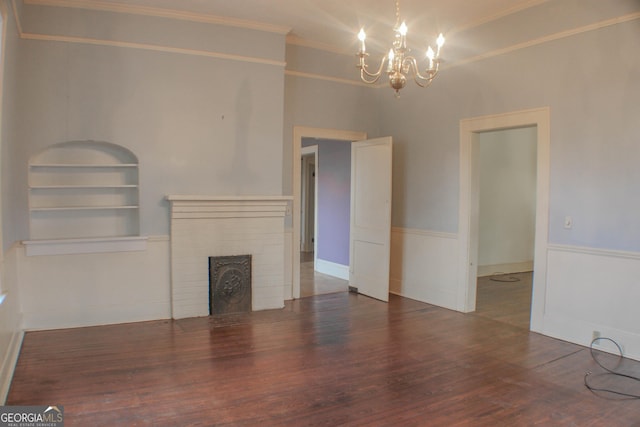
166, 195, 291, 319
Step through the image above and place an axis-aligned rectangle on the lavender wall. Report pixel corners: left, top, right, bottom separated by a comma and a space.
302, 138, 351, 266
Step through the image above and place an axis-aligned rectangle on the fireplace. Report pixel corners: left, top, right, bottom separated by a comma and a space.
209, 255, 252, 315
166, 195, 292, 319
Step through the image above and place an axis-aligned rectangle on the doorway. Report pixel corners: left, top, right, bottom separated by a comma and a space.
292, 127, 367, 299
299, 138, 351, 297
458, 108, 550, 333
474, 127, 537, 329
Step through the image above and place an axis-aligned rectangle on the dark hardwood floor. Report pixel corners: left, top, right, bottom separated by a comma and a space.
8, 292, 640, 426
474, 272, 533, 329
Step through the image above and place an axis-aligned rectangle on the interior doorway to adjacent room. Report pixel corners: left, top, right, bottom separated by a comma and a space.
299, 139, 349, 297
458, 107, 550, 333
473, 127, 537, 329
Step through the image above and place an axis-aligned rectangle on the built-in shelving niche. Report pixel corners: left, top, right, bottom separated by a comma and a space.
28, 141, 140, 241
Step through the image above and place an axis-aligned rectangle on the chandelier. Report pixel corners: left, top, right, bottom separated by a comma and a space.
356, 0, 445, 96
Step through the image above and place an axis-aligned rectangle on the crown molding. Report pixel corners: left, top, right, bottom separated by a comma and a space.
23, 0, 292, 35
285, 34, 351, 56
449, 10, 640, 69
451, 0, 550, 35
20, 32, 286, 67
285, 70, 374, 88
10, 0, 24, 36
11, 1, 640, 90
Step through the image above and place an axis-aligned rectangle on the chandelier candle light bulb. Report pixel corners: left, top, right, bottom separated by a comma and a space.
356, 0, 445, 96
358, 28, 366, 53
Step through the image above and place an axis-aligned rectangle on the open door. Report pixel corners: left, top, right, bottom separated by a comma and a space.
349, 137, 392, 302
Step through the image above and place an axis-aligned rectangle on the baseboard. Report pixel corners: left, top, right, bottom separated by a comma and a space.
477, 261, 533, 277
315, 258, 349, 280
0, 324, 24, 404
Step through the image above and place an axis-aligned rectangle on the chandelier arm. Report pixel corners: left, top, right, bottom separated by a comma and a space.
413, 75, 434, 88
360, 68, 383, 84
359, 56, 387, 81
414, 64, 439, 85
401, 57, 437, 88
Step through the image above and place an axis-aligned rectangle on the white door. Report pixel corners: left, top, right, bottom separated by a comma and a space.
349, 137, 392, 302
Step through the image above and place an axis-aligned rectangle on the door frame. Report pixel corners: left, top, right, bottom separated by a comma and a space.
292, 127, 367, 299
300, 145, 318, 262
457, 107, 550, 332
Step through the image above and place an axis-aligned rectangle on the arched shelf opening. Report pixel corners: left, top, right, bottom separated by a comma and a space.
28, 140, 140, 241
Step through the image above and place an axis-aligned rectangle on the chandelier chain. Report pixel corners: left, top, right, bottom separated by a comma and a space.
394, 0, 401, 29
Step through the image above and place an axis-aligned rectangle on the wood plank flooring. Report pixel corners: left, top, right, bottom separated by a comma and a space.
300, 260, 348, 297
8, 292, 640, 426
474, 272, 533, 329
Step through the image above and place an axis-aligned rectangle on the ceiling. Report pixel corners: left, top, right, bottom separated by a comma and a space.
67, 0, 549, 52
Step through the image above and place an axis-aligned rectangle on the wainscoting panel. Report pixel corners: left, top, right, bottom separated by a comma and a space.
284, 229, 293, 300
544, 244, 640, 360
18, 236, 171, 330
390, 227, 459, 310
315, 258, 349, 280
0, 245, 24, 404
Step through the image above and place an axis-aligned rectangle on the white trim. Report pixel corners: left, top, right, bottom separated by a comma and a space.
285, 34, 349, 56
449, 11, 640, 69
20, 32, 286, 67
22, 236, 148, 256
146, 234, 169, 243
0, 322, 24, 404
9, 0, 22, 37
11, 1, 640, 76
477, 261, 534, 277
300, 145, 318, 255
285, 70, 370, 88
548, 243, 640, 261
458, 107, 550, 333
0, 1, 8, 262
543, 247, 640, 361
24, 0, 291, 35
315, 258, 349, 281
451, 0, 550, 34
292, 127, 366, 300
166, 195, 293, 202
389, 227, 459, 310
286, 12, 640, 88
391, 226, 457, 240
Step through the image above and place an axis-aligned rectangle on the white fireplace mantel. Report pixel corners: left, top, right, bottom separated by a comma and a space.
166, 195, 292, 319
167, 195, 293, 202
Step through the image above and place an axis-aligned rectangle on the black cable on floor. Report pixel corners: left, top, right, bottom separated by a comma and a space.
488, 272, 521, 283
584, 337, 640, 399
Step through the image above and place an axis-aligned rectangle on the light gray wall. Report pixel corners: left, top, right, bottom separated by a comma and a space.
377, 1, 640, 253
282, 44, 380, 199
3, 4, 286, 248
478, 127, 537, 268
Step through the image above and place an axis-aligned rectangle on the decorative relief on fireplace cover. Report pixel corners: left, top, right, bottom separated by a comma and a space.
209, 255, 252, 314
